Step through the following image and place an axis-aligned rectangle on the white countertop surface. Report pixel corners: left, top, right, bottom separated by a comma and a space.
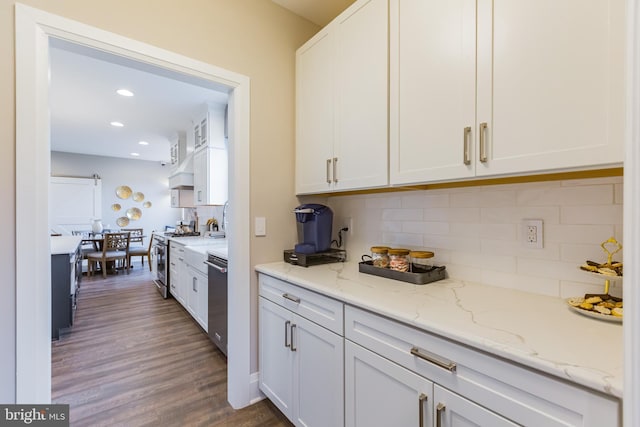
255, 261, 623, 399
50, 235, 82, 255
177, 237, 228, 260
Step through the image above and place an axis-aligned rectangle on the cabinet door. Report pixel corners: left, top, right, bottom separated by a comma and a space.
193, 149, 207, 205
292, 314, 344, 427
333, 0, 388, 191
390, 0, 476, 185
476, 0, 624, 176
345, 341, 432, 427
259, 297, 294, 419
195, 268, 208, 331
296, 27, 336, 194
434, 385, 517, 427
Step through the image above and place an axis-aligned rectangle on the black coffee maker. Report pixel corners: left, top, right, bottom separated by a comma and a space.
284, 204, 346, 267
294, 204, 333, 254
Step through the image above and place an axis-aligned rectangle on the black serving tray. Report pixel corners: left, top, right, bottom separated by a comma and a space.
358, 260, 446, 285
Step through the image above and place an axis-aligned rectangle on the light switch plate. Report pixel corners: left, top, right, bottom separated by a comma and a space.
255, 216, 266, 236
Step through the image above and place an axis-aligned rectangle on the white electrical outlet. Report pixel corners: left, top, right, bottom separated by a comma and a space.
523, 219, 543, 249
343, 217, 353, 235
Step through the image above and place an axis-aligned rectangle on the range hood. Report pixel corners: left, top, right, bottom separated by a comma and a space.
169, 152, 194, 189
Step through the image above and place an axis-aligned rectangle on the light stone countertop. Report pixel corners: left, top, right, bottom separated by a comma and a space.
255, 261, 623, 399
50, 235, 82, 255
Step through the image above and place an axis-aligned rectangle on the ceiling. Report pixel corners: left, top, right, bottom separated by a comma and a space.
271, 0, 356, 27
49, 2, 354, 163
50, 40, 229, 163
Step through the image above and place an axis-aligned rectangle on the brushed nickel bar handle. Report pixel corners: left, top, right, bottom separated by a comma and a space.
333, 157, 338, 183
326, 159, 332, 184
418, 393, 428, 427
436, 403, 446, 427
283, 293, 300, 304
463, 126, 471, 165
410, 346, 457, 372
284, 320, 291, 348
290, 323, 297, 351
479, 122, 488, 163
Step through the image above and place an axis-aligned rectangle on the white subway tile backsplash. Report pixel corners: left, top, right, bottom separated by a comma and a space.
449, 252, 517, 273
381, 232, 424, 247
517, 185, 613, 206
481, 206, 561, 224
484, 271, 561, 297
559, 243, 621, 265
450, 222, 517, 240
401, 193, 449, 208
450, 189, 516, 208
614, 183, 623, 204
382, 208, 423, 221
327, 177, 623, 298
402, 221, 450, 235
365, 196, 403, 209
423, 207, 480, 222
544, 224, 615, 244
561, 205, 623, 225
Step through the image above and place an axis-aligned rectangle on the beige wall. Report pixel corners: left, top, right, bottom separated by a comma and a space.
1, 0, 318, 401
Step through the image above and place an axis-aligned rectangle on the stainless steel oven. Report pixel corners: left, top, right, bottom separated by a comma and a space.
152, 234, 169, 298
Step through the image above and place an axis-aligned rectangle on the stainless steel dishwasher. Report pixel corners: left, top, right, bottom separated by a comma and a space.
205, 254, 228, 356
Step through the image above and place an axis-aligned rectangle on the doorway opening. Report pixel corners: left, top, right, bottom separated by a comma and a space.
16, 4, 252, 407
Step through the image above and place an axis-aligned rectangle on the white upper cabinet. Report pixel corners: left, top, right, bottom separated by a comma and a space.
389, 0, 477, 184
192, 104, 228, 206
390, 0, 625, 185
296, 0, 388, 195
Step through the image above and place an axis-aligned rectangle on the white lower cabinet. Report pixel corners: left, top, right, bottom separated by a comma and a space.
169, 241, 186, 306
258, 275, 344, 427
345, 341, 516, 427
345, 340, 434, 427
187, 266, 208, 332
345, 305, 620, 427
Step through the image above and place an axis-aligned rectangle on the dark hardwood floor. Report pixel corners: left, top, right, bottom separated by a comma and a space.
52, 261, 292, 427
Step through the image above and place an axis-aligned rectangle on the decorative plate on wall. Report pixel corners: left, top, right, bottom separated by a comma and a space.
126, 207, 142, 220
111, 203, 121, 211
143, 201, 152, 208
132, 192, 145, 202
116, 216, 130, 227
116, 185, 132, 199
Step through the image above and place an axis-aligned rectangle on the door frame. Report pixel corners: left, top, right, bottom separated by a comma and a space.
15, 3, 254, 407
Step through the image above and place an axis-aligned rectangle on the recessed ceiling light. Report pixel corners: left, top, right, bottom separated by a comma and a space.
116, 89, 134, 97
138, 141, 149, 145
130, 152, 140, 157
110, 121, 124, 127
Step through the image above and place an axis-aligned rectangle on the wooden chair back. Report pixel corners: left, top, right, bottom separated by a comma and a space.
121, 228, 143, 246
103, 232, 130, 254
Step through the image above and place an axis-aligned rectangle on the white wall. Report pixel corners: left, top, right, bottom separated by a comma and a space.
51, 151, 182, 241
328, 176, 624, 298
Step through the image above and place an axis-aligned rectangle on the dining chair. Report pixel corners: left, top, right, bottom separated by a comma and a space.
86, 232, 131, 279
128, 232, 153, 270
121, 228, 143, 246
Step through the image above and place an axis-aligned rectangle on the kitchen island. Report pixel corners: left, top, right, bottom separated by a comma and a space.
256, 260, 622, 426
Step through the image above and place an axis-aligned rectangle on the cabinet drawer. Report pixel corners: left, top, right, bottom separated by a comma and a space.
345, 306, 620, 427
259, 273, 344, 335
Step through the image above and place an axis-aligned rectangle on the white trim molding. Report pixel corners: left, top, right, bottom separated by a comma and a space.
15, 3, 253, 407
625, 1, 640, 425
